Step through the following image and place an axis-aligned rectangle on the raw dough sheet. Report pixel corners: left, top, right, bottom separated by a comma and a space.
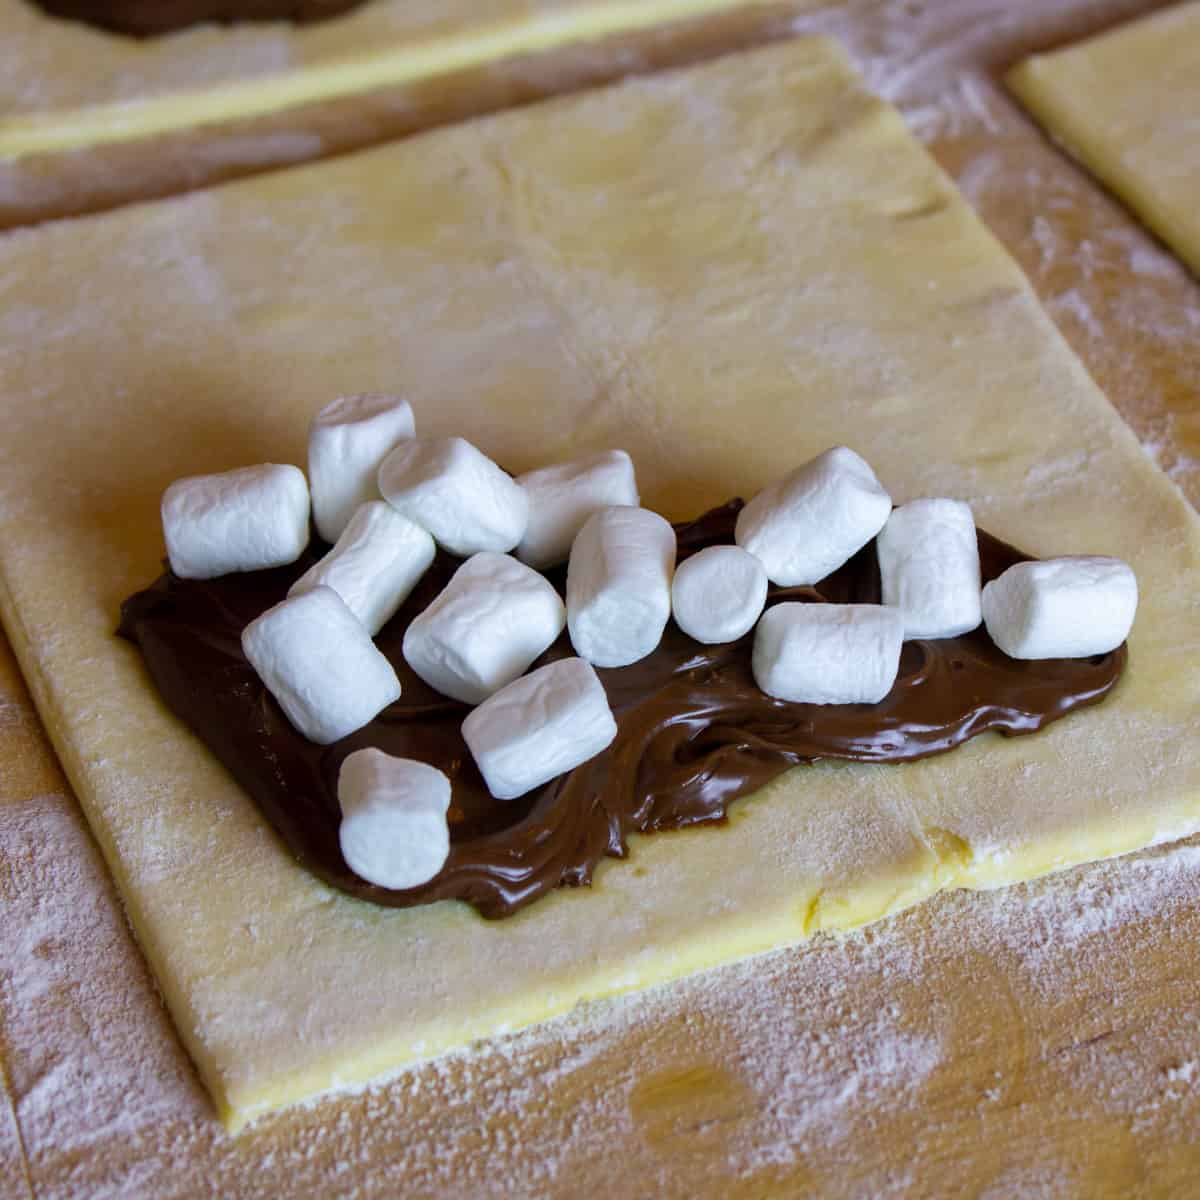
0, 0, 806, 230
0, 36, 1196, 1131
1008, 1, 1200, 278
0, 0, 762, 150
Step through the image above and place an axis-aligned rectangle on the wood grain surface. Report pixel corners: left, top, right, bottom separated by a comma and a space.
1, 1, 1198, 1196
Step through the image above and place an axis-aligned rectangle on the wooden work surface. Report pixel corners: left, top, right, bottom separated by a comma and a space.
1, 1, 1198, 1195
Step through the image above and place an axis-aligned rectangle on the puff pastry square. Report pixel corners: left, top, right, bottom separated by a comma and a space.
0, 37, 1196, 1130
1008, 1, 1200, 278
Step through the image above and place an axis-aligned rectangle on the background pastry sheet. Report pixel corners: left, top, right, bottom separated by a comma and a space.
0, 0, 799, 228
1009, 0, 1200, 278
0, 0, 760, 120
1, 0, 1198, 1193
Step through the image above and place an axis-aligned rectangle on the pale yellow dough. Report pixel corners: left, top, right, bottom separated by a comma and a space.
1008, 1, 1200, 278
0, 37, 1197, 1132
0, 0, 766, 158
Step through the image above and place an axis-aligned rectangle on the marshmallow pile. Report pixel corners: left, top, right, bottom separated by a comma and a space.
161, 402, 1138, 893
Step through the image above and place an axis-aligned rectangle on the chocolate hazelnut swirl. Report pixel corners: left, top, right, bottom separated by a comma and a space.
31, 0, 366, 37
118, 500, 1125, 919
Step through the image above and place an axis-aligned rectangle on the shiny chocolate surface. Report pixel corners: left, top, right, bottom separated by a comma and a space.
119, 501, 1125, 917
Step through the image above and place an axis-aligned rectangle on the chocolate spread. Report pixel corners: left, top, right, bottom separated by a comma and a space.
31, 0, 366, 36
118, 500, 1125, 918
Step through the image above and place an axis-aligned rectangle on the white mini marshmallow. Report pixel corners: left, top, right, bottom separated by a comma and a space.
671, 545, 768, 644
337, 749, 451, 890
378, 436, 528, 556
735, 446, 892, 586
982, 556, 1137, 659
877, 499, 982, 639
515, 450, 640, 569
462, 657, 617, 800
566, 506, 676, 668
308, 394, 415, 543
752, 602, 904, 705
289, 501, 435, 635
403, 553, 566, 704
242, 586, 401, 744
162, 463, 310, 580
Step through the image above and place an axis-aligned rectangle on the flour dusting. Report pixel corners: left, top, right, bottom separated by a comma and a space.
785, 0, 1200, 508
3, 790, 1199, 1197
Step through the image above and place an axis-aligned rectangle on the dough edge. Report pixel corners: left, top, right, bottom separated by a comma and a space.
1007, 1, 1200, 278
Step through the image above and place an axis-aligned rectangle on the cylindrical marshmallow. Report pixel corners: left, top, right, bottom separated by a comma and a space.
162, 463, 310, 580
337, 749, 451, 890
752, 602, 904, 705
671, 544, 768, 644
378, 436, 529, 557
402, 553, 566, 704
515, 449, 640, 569
462, 657, 618, 800
876, 498, 982, 639
735, 446, 892, 586
241, 586, 402, 745
982, 556, 1137, 660
308, 394, 415, 543
289, 501, 436, 635
566, 506, 676, 668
